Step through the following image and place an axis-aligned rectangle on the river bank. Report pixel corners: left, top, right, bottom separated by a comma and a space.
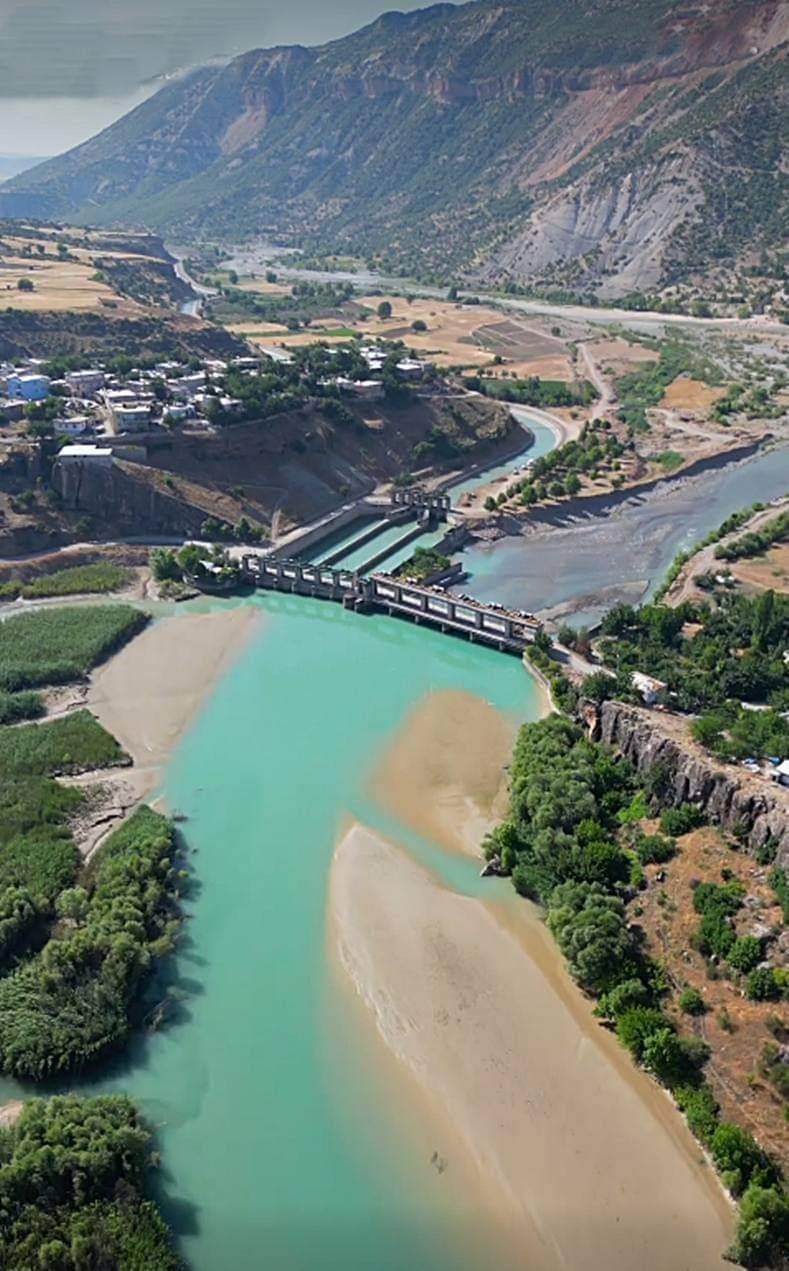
456, 439, 789, 626
330, 822, 734, 1271
87, 603, 258, 801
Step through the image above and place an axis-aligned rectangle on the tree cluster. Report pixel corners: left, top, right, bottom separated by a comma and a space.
0, 1095, 180, 1269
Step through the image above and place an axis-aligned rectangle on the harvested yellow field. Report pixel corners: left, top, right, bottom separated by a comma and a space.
226, 322, 290, 338
230, 293, 575, 376
234, 278, 292, 297
355, 295, 571, 371
0, 255, 133, 313
661, 376, 727, 412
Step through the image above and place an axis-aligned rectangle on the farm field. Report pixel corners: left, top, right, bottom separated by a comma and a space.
233, 290, 577, 377
729, 542, 789, 594
661, 377, 728, 412
0, 605, 148, 692
0, 250, 126, 312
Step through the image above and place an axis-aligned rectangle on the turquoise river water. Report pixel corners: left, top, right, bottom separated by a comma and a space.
1, 416, 781, 1268
14, 597, 540, 1271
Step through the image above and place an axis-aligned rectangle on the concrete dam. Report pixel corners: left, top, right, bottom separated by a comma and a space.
241, 554, 541, 654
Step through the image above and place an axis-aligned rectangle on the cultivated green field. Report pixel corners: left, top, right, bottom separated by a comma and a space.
0, 710, 125, 776
0, 690, 44, 725
7, 562, 133, 600
0, 605, 148, 691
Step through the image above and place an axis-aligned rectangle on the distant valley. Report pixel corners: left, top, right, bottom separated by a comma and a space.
0, 0, 786, 305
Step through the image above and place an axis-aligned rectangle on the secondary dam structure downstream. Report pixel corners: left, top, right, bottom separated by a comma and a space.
241, 554, 541, 654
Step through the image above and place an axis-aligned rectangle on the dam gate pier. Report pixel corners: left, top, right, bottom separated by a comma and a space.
240, 555, 541, 655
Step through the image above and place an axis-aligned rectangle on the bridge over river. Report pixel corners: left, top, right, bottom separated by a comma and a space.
241, 554, 541, 654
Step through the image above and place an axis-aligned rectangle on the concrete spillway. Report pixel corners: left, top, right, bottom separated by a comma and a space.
307, 516, 389, 565
241, 554, 541, 653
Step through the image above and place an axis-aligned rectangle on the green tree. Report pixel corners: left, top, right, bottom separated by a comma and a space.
710, 1123, 776, 1195
752, 589, 776, 652
150, 548, 180, 583
731, 1183, 789, 1267
176, 544, 205, 578
548, 882, 633, 993
678, 987, 706, 1016
377, 301, 392, 320
728, 935, 763, 973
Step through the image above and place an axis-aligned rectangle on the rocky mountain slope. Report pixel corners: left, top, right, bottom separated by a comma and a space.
2, 0, 786, 297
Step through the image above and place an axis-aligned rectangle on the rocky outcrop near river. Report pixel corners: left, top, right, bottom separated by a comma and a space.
585, 701, 789, 865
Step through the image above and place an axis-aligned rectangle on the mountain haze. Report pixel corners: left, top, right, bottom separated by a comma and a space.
2, 0, 786, 296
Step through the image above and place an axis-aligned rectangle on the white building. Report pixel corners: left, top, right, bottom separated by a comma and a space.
259, 347, 294, 365
167, 373, 205, 400
53, 416, 92, 437
336, 377, 385, 402
397, 358, 426, 380
58, 444, 113, 467
113, 403, 152, 431
66, 369, 105, 397
631, 672, 667, 706
102, 388, 139, 409
774, 760, 789, 788
163, 403, 193, 423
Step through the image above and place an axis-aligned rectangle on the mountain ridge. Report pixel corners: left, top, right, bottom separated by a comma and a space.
2, 0, 787, 298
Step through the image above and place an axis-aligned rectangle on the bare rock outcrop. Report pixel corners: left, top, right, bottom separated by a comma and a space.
585, 701, 789, 865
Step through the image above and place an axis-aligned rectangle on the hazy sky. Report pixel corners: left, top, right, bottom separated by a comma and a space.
0, 0, 457, 157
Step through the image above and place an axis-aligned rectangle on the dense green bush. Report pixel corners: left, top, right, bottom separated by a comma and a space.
692, 703, 789, 763
692, 880, 744, 959
634, 832, 676, 865
496, 713, 788, 1262
464, 373, 596, 410
745, 967, 786, 1002
678, 987, 706, 1016
0, 606, 147, 691
615, 338, 721, 431
0, 833, 79, 905
715, 509, 789, 563
19, 562, 132, 599
674, 1082, 719, 1143
0, 1095, 180, 1269
0, 808, 180, 1079
710, 1122, 778, 1196
730, 1183, 789, 1268
0, 691, 44, 725
727, 935, 764, 974
659, 804, 705, 836
0, 711, 125, 776
547, 882, 634, 994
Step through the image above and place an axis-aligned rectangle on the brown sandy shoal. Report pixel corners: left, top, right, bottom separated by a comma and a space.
87, 605, 258, 798
330, 824, 734, 1271
370, 688, 519, 855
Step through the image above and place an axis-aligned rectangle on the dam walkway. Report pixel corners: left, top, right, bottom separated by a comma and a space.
241, 555, 541, 654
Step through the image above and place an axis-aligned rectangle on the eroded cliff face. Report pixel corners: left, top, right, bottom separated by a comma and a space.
53, 459, 209, 538
585, 701, 789, 865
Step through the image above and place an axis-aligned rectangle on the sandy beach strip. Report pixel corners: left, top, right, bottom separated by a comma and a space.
330, 824, 734, 1271
88, 604, 259, 799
